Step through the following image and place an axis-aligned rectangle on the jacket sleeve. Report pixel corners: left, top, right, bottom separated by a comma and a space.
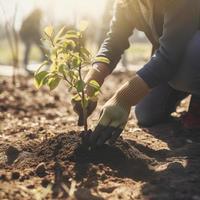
93, 1, 135, 72
137, 0, 200, 88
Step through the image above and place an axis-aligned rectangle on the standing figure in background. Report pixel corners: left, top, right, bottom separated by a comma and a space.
20, 9, 45, 69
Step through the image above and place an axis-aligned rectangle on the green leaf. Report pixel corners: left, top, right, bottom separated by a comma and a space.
54, 26, 66, 43
35, 61, 49, 74
81, 47, 90, 57
75, 80, 85, 93
34, 71, 49, 89
42, 74, 51, 85
72, 56, 81, 68
44, 26, 54, 38
80, 47, 91, 63
60, 40, 76, 51
50, 63, 57, 72
65, 31, 80, 40
88, 80, 100, 91
67, 40, 76, 48
58, 64, 65, 74
67, 71, 78, 81
48, 77, 61, 91
66, 30, 78, 35
72, 94, 81, 101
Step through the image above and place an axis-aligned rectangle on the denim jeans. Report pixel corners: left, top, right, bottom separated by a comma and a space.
134, 31, 200, 126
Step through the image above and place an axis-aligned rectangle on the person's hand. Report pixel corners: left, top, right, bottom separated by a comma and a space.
89, 74, 150, 146
72, 97, 97, 126
90, 96, 131, 146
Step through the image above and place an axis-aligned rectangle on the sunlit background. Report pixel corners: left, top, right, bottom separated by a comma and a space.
0, 0, 151, 72
0, 0, 107, 28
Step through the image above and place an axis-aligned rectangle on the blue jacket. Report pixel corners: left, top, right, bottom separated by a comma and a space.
94, 0, 200, 88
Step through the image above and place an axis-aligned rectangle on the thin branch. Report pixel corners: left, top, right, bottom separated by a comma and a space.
62, 73, 82, 99
78, 61, 88, 131
12, 4, 19, 66
0, 2, 19, 70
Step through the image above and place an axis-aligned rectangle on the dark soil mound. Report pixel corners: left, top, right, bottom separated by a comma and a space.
37, 132, 154, 180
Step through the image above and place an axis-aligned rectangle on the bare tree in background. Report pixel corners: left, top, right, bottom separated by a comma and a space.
0, 2, 19, 85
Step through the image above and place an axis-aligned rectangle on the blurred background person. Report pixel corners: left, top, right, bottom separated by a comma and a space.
0, 0, 150, 76
19, 8, 45, 70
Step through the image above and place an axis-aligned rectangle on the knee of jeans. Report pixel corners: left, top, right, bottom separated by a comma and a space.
187, 31, 200, 60
133, 106, 164, 127
169, 32, 200, 93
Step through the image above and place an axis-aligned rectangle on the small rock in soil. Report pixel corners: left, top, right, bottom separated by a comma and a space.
35, 162, 47, 177
99, 186, 117, 193
19, 174, 30, 182
26, 132, 37, 139
11, 171, 20, 180
5, 145, 20, 165
0, 174, 8, 181
28, 171, 35, 176
54, 94, 60, 101
41, 178, 50, 188
38, 127, 44, 132
26, 184, 35, 189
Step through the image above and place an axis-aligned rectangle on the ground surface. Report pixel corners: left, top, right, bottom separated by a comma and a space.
0, 72, 200, 200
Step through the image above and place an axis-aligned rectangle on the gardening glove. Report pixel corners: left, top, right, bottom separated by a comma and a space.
72, 63, 110, 126
90, 74, 150, 146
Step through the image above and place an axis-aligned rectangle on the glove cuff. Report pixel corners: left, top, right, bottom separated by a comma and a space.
114, 74, 150, 109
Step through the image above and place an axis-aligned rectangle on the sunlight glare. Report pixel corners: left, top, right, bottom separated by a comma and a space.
0, 0, 107, 28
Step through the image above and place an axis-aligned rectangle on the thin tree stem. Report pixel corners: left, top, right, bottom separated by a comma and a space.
77, 33, 88, 131
78, 65, 88, 132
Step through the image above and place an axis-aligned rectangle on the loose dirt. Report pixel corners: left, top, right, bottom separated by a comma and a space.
0, 72, 200, 200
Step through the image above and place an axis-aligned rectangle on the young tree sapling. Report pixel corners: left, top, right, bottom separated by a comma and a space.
34, 25, 104, 132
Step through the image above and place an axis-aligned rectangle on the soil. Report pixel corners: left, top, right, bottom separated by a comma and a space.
0, 72, 200, 200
